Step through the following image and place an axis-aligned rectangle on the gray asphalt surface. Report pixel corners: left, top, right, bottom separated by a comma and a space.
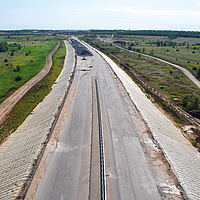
31, 39, 161, 200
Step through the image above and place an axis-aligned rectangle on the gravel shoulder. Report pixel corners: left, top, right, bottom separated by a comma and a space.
86, 42, 200, 200
0, 40, 75, 200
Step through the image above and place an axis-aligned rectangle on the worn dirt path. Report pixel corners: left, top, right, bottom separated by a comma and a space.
97, 34, 200, 90
0, 40, 61, 127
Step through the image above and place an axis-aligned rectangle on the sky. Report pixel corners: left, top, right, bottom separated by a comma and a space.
0, 0, 200, 31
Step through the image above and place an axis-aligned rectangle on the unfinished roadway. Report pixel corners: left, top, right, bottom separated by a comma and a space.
24, 38, 186, 200
1, 38, 200, 200
0, 40, 75, 199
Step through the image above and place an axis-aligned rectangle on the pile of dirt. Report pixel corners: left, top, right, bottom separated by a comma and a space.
70, 39, 93, 56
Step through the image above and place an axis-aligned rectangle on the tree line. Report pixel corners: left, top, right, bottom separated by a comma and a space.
90, 30, 200, 39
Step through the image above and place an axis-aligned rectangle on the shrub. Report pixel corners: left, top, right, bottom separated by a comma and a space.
10, 52, 14, 56
187, 61, 190, 63
4, 58, 8, 62
15, 76, 22, 81
170, 70, 173, 74
182, 95, 189, 107
136, 48, 141, 52
193, 66, 197, 70
14, 65, 20, 72
0, 41, 8, 52
160, 86, 164, 89
197, 68, 200, 78
25, 52, 29, 56
176, 49, 179, 51
192, 51, 195, 54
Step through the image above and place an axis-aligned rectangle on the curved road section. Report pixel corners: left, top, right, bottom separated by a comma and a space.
0, 40, 61, 127
113, 43, 200, 89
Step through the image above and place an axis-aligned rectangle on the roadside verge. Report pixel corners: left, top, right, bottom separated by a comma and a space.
83, 41, 200, 200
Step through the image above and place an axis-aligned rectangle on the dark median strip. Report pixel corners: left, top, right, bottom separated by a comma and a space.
95, 78, 105, 200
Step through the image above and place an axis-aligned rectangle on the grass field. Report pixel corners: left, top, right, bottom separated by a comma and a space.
110, 34, 200, 76
0, 39, 66, 143
82, 35, 200, 120
0, 34, 65, 104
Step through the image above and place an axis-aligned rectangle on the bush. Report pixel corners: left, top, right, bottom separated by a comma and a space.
170, 70, 173, 74
0, 41, 8, 52
136, 48, 141, 52
176, 49, 179, 51
25, 52, 29, 56
197, 68, 200, 78
193, 66, 197, 70
14, 65, 20, 72
10, 52, 14, 56
4, 59, 8, 62
187, 61, 190, 63
182, 95, 189, 107
192, 51, 195, 54
15, 76, 22, 81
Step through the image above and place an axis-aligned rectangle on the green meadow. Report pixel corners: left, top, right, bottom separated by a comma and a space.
0, 34, 65, 104
0, 38, 66, 142
82, 33, 200, 122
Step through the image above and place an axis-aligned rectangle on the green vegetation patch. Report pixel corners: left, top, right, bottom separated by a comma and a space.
82, 36, 200, 121
0, 40, 66, 143
0, 37, 58, 104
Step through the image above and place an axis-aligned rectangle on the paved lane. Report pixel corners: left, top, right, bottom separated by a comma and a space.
0, 40, 74, 200
28, 39, 161, 200
32, 56, 94, 200
88, 42, 160, 199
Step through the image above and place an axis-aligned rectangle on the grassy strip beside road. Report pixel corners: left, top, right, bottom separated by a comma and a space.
82, 37, 200, 148
0, 35, 65, 104
0, 40, 66, 143
83, 38, 200, 117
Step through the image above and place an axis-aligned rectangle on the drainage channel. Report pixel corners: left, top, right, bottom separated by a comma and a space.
95, 78, 106, 200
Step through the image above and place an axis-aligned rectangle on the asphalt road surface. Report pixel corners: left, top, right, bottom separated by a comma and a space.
26, 39, 161, 200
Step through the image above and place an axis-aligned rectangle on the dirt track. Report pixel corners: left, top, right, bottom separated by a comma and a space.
0, 40, 61, 127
